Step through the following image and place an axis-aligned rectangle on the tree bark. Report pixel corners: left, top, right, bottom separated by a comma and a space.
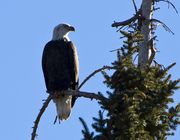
138, 0, 154, 68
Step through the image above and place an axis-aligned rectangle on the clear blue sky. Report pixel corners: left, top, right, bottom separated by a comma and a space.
0, 0, 179, 140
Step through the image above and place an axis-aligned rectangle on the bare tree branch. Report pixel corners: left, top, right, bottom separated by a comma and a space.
132, 0, 138, 12
65, 90, 107, 101
151, 18, 174, 35
78, 65, 114, 89
155, 0, 178, 13
31, 90, 107, 140
31, 65, 113, 140
111, 10, 141, 28
31, 95, 52, 140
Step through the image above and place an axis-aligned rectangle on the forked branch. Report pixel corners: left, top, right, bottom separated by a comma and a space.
31, 65, 113, 140
111, 10, 141, 28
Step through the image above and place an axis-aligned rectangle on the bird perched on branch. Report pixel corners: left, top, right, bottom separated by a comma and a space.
42, 23, 79, 120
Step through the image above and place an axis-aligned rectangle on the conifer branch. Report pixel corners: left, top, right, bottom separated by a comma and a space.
79, 117, 94, 139
163, 62, 176, 73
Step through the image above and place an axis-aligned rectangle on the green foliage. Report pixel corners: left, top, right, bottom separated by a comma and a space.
80, 2, 179, 139
80, 31, 180, 140
79, 117, 94, 140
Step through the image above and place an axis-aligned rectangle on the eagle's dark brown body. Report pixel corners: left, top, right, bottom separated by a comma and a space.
42, 39, 78, 107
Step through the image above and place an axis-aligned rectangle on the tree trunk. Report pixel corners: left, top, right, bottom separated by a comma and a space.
138, 0, 154, 68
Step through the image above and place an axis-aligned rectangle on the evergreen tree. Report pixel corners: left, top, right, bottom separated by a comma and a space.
80, 1, 180, 140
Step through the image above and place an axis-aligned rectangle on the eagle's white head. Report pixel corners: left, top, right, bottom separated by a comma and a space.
52, 23, 75, 41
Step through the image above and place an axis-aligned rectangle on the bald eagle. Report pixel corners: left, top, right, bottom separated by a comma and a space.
42, 23, 79, 120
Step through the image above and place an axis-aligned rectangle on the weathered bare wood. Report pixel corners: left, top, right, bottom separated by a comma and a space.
112, 10, 141, 27
31, 95, 52, 140
132, 0, 138, 12
138, 0, 154, 68
31, 65, 113, 140
78, 65, 114, 89
31, 89, 107, 140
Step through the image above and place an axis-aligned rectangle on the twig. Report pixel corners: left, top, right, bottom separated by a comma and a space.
78, 66, 114, 89
31, 95, 52, 140
133, 54, 139, 63
110, 48, 121, 52
151, 18, 174, 35
132, 0, 138, 12
155, 0, 178, 13
111, 10, 141, 27
53, 116, 58, 124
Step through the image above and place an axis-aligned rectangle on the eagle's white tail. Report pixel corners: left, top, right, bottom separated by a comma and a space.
53, 91, 72, 120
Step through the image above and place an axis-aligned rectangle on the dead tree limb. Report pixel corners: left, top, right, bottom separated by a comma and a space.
132, 0, 138, 12
31, 65, 113, 140
78, 65, 114, 89
111, 10, 141, 28
31, 91, 107, 140
65, 90, 107, 101
31, 95, 52, 140
151, 18, 174, 35
155, 0, 178, 13
31, 91, 108, 140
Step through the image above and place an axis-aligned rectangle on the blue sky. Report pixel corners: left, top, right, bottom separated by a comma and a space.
0, 0, 179, 140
